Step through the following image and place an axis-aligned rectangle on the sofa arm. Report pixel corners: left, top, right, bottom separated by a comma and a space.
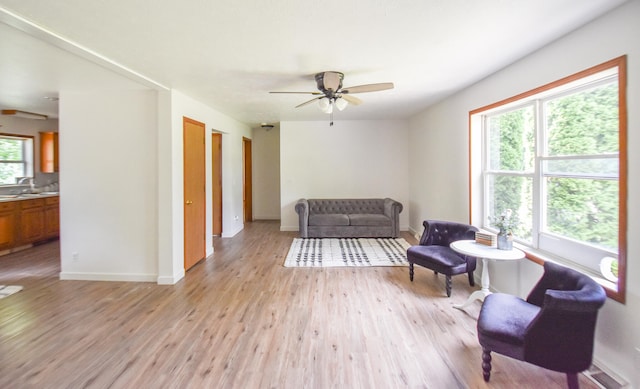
295, 199, 310, 238
383, 198, 403, 237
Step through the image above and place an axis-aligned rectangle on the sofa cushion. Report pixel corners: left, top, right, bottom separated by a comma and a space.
309, 214, 350, 226
348, 214, 391, 226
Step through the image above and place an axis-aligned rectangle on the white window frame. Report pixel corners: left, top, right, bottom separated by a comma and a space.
0, 133, 34, 186
469, 56, 627, 303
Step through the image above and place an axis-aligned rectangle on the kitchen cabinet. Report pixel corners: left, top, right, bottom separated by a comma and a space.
44, 196, 60, 239
19, 198, 46, 244
0, 195, 59, 254
40, 131, 59, 173
0, 202, 17, 251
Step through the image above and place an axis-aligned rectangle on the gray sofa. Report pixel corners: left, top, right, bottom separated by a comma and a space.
295, 198, 403, 238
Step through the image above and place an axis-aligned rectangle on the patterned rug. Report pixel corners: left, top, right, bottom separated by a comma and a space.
0, 285, 23, 299
284, 238, 410, 267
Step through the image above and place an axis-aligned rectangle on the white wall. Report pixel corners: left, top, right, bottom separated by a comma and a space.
170, 89, 251, 234
408, 0, 640, 385
280, 119, 410, 231
155, 90, 252, 283
57, 87, 251, 285
407, 107, 472, 234
59, 89, 159, 281
252, 125, 281, 220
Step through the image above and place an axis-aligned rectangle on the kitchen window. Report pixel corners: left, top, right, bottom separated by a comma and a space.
0, 133, 34, 185
469, 56, 627, 303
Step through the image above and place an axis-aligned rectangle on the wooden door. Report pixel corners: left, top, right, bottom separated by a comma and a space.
211, 133, 222, 236
183, 117, 206, 271
243, 137, 252, 223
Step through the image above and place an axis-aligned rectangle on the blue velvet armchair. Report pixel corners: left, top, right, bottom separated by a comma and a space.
477, 261, 606, 389
407, 220, 478, 297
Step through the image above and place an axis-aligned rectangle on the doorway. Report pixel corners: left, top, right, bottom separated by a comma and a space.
212, 132, 222, 236
243, 137, 252, 223
183, 117, 206, 271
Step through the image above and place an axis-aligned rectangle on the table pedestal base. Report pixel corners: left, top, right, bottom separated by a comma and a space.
448, 241, 525, 311
453, 257, 491, 310
453, 289, 491, 310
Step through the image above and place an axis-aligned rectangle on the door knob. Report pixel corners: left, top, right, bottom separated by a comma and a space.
186, 200, 193, 205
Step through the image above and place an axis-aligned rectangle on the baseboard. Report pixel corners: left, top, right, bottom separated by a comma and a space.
157, 270, 185, 285
222, 226, 242, 237
408, 226, 421, 239
281, 226, 414, 234
59, 272, 157, 282
253, 215, 280, 220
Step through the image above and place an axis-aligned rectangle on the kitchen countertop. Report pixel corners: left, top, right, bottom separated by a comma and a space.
0, 192, 59, 203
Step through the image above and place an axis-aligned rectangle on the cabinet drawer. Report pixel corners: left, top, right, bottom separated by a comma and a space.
0, 201, 17, 213
45, 196, 60, 206
20, 198, 45, 210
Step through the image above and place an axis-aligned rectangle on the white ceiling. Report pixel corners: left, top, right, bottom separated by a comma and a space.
0, 0, 627, 128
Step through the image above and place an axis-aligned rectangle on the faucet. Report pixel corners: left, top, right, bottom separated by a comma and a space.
17, 177, 34, 193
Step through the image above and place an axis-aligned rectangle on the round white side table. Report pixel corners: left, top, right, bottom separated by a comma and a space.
450, 239, 525, 310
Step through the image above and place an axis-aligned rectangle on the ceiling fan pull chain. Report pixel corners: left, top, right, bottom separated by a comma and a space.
330, 102, 334, 126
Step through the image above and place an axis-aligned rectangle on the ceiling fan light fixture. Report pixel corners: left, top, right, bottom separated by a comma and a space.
335, 97, 348, 111
270, 71, 394, 125
318, 98, 332, 114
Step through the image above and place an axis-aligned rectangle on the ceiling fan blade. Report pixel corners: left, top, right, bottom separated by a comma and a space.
340, 94, 362, 106
341, 82, 394, 94
269, 91, 323, 95
295, 96, 323, 108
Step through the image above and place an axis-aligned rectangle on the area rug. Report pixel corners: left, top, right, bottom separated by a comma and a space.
0, 285, 23, 299
284, 238, 410, 267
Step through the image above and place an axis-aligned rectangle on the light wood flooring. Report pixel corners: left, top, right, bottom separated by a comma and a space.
0, 221, 599, 388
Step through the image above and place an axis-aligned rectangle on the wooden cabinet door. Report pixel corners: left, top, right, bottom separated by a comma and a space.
19, 200, 45, 244
0, 203, 17, 250
40, 132, 59, 173
44, 197, 60, 238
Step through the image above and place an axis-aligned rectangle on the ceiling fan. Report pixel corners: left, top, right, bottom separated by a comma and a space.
270, 71, 394, 125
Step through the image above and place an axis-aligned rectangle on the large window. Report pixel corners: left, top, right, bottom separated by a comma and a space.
470, 56, 627, 303
0, 133, 34, 185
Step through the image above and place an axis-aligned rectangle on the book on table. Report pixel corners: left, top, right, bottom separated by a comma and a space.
475, 232, 496, 247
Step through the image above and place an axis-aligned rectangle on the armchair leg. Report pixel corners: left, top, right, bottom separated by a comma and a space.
445, 275, 452, 297
482, 348, 492, 382
468, 271, 475, 286
409, 263, 414, 282
566, 373, 579, 389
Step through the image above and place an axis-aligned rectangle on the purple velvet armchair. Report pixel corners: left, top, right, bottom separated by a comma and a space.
477, 261, 606, 389
407, 220, 478, 297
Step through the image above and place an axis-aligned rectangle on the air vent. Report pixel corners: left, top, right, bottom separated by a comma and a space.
585, 365, 627, 389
